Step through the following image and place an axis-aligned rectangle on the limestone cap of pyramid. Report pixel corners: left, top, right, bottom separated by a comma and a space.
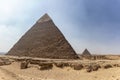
37, 13, 52, 23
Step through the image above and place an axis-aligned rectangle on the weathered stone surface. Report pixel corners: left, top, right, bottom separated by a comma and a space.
92, 64, 100, 71
0, 60, 5, 66
72, 64, 83, 70
104, 64, 112, 69
7, 13, 79, 59
85, 64, 101, 72
86, 65, 93, 72
20, 61, 29, 69
113, 64, 120, 67
54, 62, 65, 68
39, 62, 53, 70
86, 68, 92, 72
54, 62, 70, 68
0, 59, 11, 66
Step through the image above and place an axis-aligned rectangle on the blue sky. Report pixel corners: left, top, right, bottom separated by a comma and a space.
0, 0, 120, 54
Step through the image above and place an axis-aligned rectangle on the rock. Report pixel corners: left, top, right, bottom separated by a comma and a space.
63, 63, 70, 67
86, 68, 92, 72
86, 65, 93, 72
0, 61, 5, 66
20, 61, 29, 69
72, 64, 83, 70
54, 62, 64, 68
104, 64, 112, 69
85, 64, 101, 72
4, 61, 11, 65
30, 60, 40, 65
113, 64, 120, 67
92, 64, 100, 71
0, 59, 12, 66
54, 62, 70, 68
39, 62, 53, 70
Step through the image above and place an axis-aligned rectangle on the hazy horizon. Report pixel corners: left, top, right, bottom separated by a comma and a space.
0, 0, 120, 54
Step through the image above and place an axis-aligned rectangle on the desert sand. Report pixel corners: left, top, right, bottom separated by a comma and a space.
0, 55, 120, 80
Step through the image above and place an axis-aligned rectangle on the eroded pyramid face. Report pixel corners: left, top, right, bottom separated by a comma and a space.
7, 13, 79, 59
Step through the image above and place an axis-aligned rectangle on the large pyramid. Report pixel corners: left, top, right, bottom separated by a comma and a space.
7, 13, 79, 59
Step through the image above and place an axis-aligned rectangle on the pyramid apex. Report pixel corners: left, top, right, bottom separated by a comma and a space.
37, 13, 52, 23
85, 48, 88, 51
44, 13, 49, 16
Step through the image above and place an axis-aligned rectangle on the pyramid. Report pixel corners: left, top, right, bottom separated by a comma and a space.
7, 13, 79, 59
82, 49, 92, 57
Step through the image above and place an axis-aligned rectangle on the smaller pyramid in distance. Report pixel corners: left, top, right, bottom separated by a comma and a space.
82, 49, 92, 57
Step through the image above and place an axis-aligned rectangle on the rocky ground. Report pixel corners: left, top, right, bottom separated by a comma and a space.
0, 55, 120, 80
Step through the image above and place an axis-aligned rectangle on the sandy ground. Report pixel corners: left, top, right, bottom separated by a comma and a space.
0, 66, 22, 80
0, 61, 120, 80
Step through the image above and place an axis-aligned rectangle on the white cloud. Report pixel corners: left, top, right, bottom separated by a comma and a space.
0, 25, 22, 52
0, 0, 47, 52
0, 0, 41, 23
1, 0, 119, 54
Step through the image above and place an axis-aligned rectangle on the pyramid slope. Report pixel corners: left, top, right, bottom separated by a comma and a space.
82, 49, 91, 56
7, 14, 79, 59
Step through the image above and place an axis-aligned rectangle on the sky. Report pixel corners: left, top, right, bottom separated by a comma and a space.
0, 0, 120, 54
